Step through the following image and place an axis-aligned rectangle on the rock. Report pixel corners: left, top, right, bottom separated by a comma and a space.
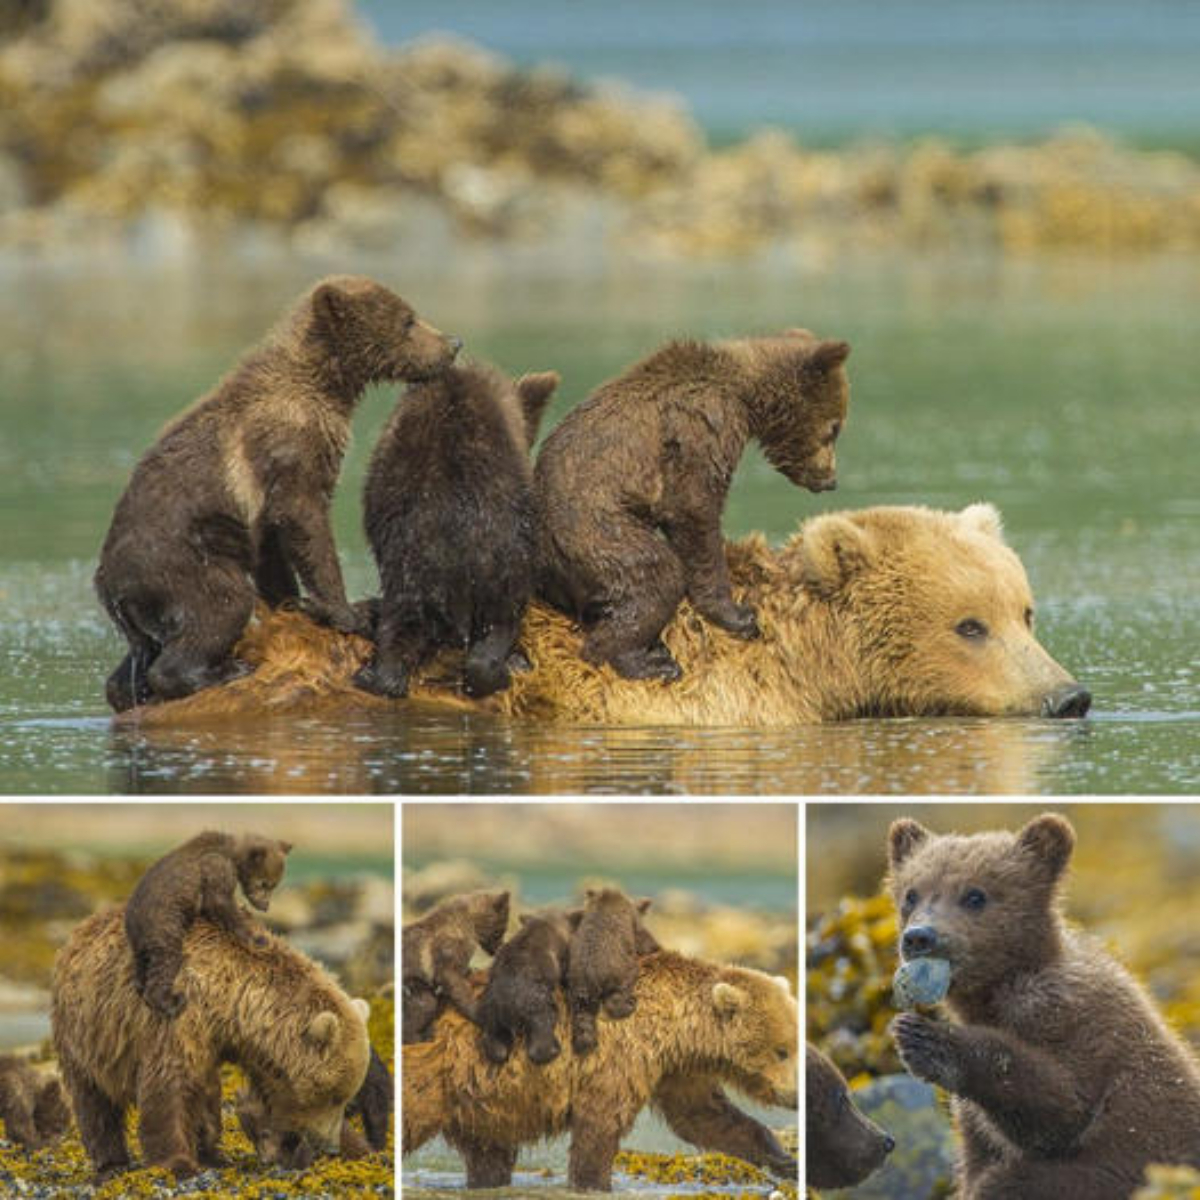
892, 957, 951, 1009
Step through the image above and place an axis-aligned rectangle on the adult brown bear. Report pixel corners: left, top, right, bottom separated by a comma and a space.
113, 504, 1090, 727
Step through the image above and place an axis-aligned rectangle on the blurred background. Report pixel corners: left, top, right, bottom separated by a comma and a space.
403, 801, 797, 1197
1, 0, 1197, 794
807, 803, 1200, 1198
0, 800, 394, 1194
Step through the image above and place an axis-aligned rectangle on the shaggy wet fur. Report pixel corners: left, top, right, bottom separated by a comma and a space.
887, 814, 1200, 1199
124, 831, 290, 1018
403, 950, 798, 1192
356, 363, 558, 699
477, 909, 581, 1066
567, 889, 658, 1055
95, 274, 459, 712
0, 1055, 71, 1151
805, 1043, 893, 1189
534, 332, 849, 679
402, 890, 510, 1042
112, 504, 1087, 729
52, 905, 369, 1182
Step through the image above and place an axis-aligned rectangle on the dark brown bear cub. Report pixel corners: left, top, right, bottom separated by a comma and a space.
0, 1055, 71, 1152
125, 831, 291, 1018
805, 1043, 893, 1189
888, 813, 1200, 1200
534, 330, 850, 680
95, 275, 460, 712
355, 361, 559, 699
402, 889, 511, 1043
477, 907, 583, 1065
567, 887, 658, 1054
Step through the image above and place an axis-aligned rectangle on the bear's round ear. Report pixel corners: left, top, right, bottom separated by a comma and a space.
311, 282, 350, 330
566, 908, 586, 930
888, 818, 932, 870
351, 997, 371, 1022
771, 974, 793, 997
279, 841, 293, 855
518, 913, 534, 928
584, 887, 598, 901
807, 339, 851, 372
1016, 813, 1075, 882
635, 897, 653, 915
799, 513, 876, 598
959, 502, 1005, 544
304, 1011, 340, 1049
712, 981, 747, 1018
516, 371, 560, 407
783, 326, 816, 339
491, 890, 511, 913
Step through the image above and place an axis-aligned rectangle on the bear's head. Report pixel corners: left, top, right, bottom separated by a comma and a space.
887, 812, 1075, 1006
794, 503, 1091, 718
305, 275, 461, 386
234, 835, 291, 912
249, 994, 372, 1157
461, 889, 511, 957
806, 1043, 894, 1189
710, 967, 798, 1110
726, 332, 850, 492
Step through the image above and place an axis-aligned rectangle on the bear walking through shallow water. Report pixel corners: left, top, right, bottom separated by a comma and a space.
888, 812, 1200, 1198
95, 275, 460, 711
534, 330, 849, 680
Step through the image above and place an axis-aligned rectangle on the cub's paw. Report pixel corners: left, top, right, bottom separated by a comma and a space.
300, 598, 373, 638
890, 1013, 960, 1090
353, 662, 409, 699
709, 602, 761, 640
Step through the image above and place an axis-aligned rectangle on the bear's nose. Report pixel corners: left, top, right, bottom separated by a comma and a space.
901, 925, 939, 958
1042, 684, 1092, 719
883, 1134, 896, 1154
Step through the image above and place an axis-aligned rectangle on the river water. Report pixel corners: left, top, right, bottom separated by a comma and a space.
1, 250, 1196, 794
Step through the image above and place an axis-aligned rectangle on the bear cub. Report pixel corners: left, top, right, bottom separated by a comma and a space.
567, 887, 658, 1054
805, 1042, 894, 1189
355, 361, 560, 700
0, 1055, 71, 1152
402, 889, 511, 1043
888, 812, 1200, 1199
535, 330, 850, 680
477, 907, 583, 1066
125, 831, 291, 1018
95, 275, 460, 712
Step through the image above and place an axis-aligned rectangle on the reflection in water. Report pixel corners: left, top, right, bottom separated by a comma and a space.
107, 708, 1079, 795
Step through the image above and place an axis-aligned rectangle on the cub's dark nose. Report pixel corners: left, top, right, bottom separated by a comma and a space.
901, 925, 939, 958
1042, 684, 1092, 719
883, 1134, 896, 1154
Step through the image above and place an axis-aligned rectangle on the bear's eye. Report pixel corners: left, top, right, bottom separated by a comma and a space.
903, 887, 918, 913
962, 887, 987, 911
775, 1047, 790, 1062
955, 618, 988, 641
1024, 606, 1034, 629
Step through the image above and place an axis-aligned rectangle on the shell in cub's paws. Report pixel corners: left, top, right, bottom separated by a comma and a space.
893, 957, 951, 1008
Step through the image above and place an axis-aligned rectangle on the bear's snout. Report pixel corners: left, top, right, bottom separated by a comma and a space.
1041, 684, 1092, 719
901, 924, 939, 959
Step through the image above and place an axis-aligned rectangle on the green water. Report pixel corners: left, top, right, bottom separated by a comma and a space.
1, 249, 1197, 794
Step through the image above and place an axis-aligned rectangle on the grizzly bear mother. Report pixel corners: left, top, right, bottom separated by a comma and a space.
52, 906, 370, 1181
114, 503, 1090, 727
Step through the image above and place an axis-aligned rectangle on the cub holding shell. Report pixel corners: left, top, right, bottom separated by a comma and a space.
534, 330, 850, 681
95, 275, 460, 711
125, 830, 291, 1018
888, 812, 1200, 1198
355, 361, 559, 699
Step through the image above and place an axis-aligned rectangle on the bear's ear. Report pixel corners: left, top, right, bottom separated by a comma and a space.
888, 819, 932, 870
584, 887, 598, 902
712, 981, 747, 1019
279, 841, 293, 856
516, 371, 560, 446
959, 502, 1006, 544
566, 908, 586, 930
783, 326, 816, 340
807, 339, 851, 373
312, 282, 350, 330
304, 1011, 340, 1049
351, 997, 371, 1022
1016, 814, 1075, 882
799, 513, 877, 598
771, 974, 794, 997
490, 890, 511, 914
635, 897, 653, 915
518, 913, 534, 928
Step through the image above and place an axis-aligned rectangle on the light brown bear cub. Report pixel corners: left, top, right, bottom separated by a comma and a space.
95, 275, 460, 711
535, 330, 849, 681
125, 831, 291, 1018
567, 887, 659, 1054
0, 1055, 71, 1152
402, 890, 510, 1043
888, 813, 1200, 1200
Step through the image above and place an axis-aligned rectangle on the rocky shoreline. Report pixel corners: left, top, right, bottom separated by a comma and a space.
2, 0, 1199, 260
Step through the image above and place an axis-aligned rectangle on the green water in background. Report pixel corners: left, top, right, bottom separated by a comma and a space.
1, 249, 1197, 793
